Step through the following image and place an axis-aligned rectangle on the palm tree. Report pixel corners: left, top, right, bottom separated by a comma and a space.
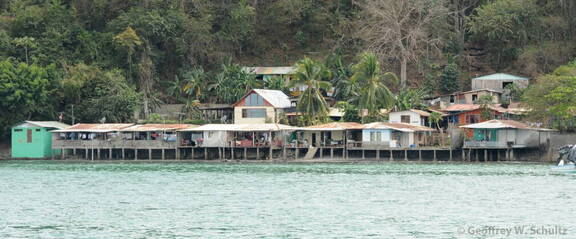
291, 57, 332, 125
264, 76, 289, 94
350, 52, 397, 122
394, 88, 428, 111
182, 68, 207, 101
166, 76, 184, 103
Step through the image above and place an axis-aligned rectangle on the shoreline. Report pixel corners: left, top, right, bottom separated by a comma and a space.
0, 158, 555, 165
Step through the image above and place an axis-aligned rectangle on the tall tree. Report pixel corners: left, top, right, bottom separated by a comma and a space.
113, 27, 142, 81
291, 57, 332, 125
357, 0, 448, 87
350, 52, 396, 122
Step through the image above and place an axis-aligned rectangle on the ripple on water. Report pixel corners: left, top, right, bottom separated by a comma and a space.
0, 160, 574, 238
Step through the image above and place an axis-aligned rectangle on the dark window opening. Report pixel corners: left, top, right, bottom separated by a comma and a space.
35, 129, 41, 132
502, 82, 513, 89
449, 95, 455, 103
472, 94, 478, 102
401, 115, 411, 123
14, 129, 23, 132
242, 109, 266, 118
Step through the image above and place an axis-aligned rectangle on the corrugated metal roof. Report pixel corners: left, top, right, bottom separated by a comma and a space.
52, 123, 134, 133
179, 124, 296, 132
473, 73, 528, 81
304, 122, 364, 131
242, 67, 296, 75
389, 109, 431, 117
460, 120, 552, 131
363, 122, 435, 132
121, 124, 193, 132
17, 121, 70, 129
252, 89, 292, 108
442, 104, 510, 114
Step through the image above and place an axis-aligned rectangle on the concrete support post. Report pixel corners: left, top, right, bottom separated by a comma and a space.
320, 148, 323, 159
256, 148, 260, 160
244, 148, 247, 160
61, 148, 65, 160
191, 148, 195, 160
231, 148, 234, 160
419, 150, 422, 161
85, 148, 88, 159
461, 149, 465, 161
162, 149, 165, 160
484, 149, 488, 162
433, 150, 437, 161
122, 148, 125, 159
176, 148, 180, 160
204, 148, 208, 160
91, 149, 94, 161
331, 149, 334, 159
404, 150, 408, 161
134, 149, 137, 160
97, 149, 101, 159
376, 150, 380, 160
449, 149, 453, 161
510, 149, 514, 161
475, 150, 479, 161
362, 150, 365, 159
283, 147, 287, 160
296, 148, 299, 160
269, 148, 273, 160
149, 149, 152, 160
389, 150, 393, 161
109, 148, 112, 160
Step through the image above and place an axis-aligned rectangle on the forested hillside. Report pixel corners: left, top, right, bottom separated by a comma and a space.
1, 0, 576, 135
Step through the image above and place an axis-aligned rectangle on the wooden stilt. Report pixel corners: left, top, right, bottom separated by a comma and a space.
269, 147, 273, 160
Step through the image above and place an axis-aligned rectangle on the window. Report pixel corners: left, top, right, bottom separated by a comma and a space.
449, 95, 455, 103
502, 81, 513, 89
370, 132, 382, 142
472, 94, 478, 102
245, 93, 265, 106
242, 109, 266, 118
35, 129, 41, 132
466, 114, 481, 124
401, 115, 411, 123
14, 129, 22, 132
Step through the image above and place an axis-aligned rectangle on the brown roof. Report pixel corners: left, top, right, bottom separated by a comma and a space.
305, 122, 364, 130
364, 122, 435, 132
122, 124, 193, 132
52, 123, 134, 132
442, 104, 480, 112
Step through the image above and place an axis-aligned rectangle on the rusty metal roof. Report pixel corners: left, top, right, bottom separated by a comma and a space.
179, 124, 296, 132
442, 104, 480, 112
304, 122, 364, 130
52, 123, 134, 133
121, 124, 193, 132
363, 122, 435, 132
16, 121, 70, 129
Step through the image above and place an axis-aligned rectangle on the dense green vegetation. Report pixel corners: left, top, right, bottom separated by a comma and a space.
0, 0, 575, 135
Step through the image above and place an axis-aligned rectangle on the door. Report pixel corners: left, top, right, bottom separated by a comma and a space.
27, 129, 32, 143
311, 133, 317, 147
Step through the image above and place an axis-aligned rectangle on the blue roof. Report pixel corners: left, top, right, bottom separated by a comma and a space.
473, 73, 528, 81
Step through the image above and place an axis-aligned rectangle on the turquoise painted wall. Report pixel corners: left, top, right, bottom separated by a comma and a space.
473, 129, 498, 141
11, 127, 58, 158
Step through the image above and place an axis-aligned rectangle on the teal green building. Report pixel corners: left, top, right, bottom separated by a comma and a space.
11, 121, 70, 159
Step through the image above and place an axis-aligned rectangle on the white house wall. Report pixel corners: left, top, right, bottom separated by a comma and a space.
389, 111, 422, 126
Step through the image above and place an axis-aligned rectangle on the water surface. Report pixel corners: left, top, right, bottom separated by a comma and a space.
0, 161, 574, 238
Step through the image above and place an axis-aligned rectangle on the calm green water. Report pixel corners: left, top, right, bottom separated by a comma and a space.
0, 161, 574, 238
